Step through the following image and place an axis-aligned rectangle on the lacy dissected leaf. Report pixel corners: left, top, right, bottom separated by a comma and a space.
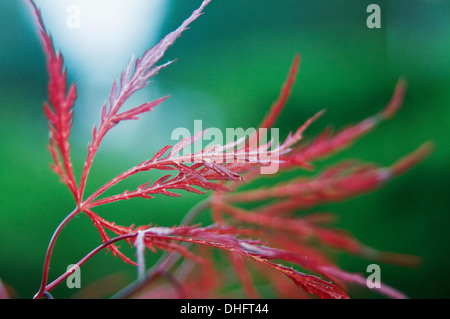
135, 224, 351, 299
78, 0, 212, 201
219, 204, 419, 267
226, 143, 431, 215
84, 117, 324, 208
84, 209, 137, 265
29, 0, 78, 199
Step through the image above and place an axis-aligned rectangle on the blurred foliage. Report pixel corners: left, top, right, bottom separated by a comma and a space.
0, 0, 449, 298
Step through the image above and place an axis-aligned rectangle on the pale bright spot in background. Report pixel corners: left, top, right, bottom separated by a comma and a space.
31, 0, 167, 76
28, 0, 168, 154
25, 1, 224, 160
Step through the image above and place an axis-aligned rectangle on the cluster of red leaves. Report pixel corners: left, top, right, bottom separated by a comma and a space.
29, 0, 431, 299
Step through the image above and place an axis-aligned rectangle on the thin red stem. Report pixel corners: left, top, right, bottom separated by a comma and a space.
43, 233, 137, 296
34, 207, 81, 299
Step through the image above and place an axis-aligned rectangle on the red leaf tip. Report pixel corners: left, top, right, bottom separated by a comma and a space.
390, 142, 433, 176
382, 78, 407, 120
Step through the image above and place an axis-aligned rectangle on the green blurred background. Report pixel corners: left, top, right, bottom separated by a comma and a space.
0, 0, 449, 299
